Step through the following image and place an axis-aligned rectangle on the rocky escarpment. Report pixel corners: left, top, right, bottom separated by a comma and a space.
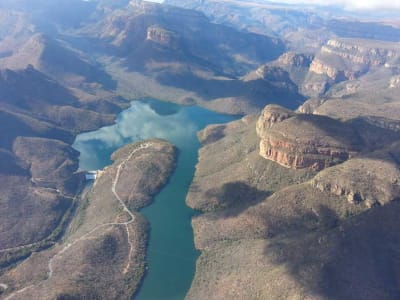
186, 103, 400, 300
312, 147, 400, 207
324, 39, 399, 66
146, 25, 180, 49
310, 39, 400, 80
276, 52, 314, 68
256, 104, 295, 131
301, 38, 400, 97
244, 51, 313, 94
256, 105, 363, 171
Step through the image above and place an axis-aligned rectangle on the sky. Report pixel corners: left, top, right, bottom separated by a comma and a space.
143, 0, 400, 11
143, 0, 400, 10
271, 0, 400, 11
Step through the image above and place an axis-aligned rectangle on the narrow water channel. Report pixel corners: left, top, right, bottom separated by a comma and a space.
72, 99, 238, 300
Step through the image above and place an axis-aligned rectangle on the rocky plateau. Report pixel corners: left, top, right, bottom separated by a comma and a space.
256, 105, 363, 171
186, 101, 400, 299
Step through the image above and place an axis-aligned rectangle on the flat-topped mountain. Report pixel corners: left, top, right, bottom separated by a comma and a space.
256, 105, 363, 171
88, 1, 284, 75
74, 0, 299, 114
0, 2, 291, 288
186, 102, 400, 299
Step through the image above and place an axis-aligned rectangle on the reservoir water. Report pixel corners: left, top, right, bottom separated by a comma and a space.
72, 99, 238, 300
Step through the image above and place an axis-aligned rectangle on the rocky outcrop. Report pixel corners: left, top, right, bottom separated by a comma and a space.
276, 52, 313, 68
256, 104, 295, 132
323, 39, 399, 66
312, 149, 400, 207
146, 25, 180, 48
296, 97, 325, 114
309, 38, 400, 81
257, 105, 363, 171
186, 103, 400, 300
309, 58, 348, 80
301, 38, 400, 97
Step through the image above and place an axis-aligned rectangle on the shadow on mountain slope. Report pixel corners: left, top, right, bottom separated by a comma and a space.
265, 202, 400, 300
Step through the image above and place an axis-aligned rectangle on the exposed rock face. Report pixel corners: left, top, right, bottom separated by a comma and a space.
312, 148, 400, 207
323, 39, 399, 66
187, 114, 314, 212
309, 58, 346, 80
296, 97, 325, 114
146, 25, 179, 48
309, 38, 400, 81
300, 38, 400, 97
276, 52, 313, 68
256, 104, 295, 132
186, 106, 400, 300
257, 105, 363, 171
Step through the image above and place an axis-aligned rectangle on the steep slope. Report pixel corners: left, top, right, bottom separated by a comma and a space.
302, 38, 400, 96
251, 38, 400, 101
186, 104, 400, 300
78, 1, 294, 114
0, 140, 177, 299
0, 33, 116, 89
0, 137, 81, 253
0, 67, 116, 132
256, 105, 364, 170
2, 1, 400, 299
90, 1, 284, 75
166, 0, 400, 51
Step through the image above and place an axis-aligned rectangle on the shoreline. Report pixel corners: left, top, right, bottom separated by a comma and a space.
0, 139, 177, 299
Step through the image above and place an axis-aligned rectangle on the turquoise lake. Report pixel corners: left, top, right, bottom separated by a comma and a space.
72, 99, 238, 300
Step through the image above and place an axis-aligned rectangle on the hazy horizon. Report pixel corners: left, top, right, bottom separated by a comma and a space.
274, 0, 400, 11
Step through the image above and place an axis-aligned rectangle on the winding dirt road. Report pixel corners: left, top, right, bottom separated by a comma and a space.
3, 142, 152, 299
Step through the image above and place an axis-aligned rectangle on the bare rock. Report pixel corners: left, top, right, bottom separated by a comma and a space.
312, 150, 400, 206
146, 25, 180, 49
276, 51, 313, 68
257, 110, 363, 171
256, 104, 295, 135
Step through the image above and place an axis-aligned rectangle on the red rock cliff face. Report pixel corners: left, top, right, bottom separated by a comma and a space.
309, 38, 400, 80
257, 105, 362, 171
146, 25, 179, 48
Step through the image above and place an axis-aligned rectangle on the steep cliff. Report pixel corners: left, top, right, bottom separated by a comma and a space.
146, 25, 180, 49
256, 105, 363, 171
312, 146, 400, 207
186, 102, 400, 300
302, 38, 400, 96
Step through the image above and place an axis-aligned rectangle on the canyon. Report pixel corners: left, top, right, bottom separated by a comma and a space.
0, 0, 400, 299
